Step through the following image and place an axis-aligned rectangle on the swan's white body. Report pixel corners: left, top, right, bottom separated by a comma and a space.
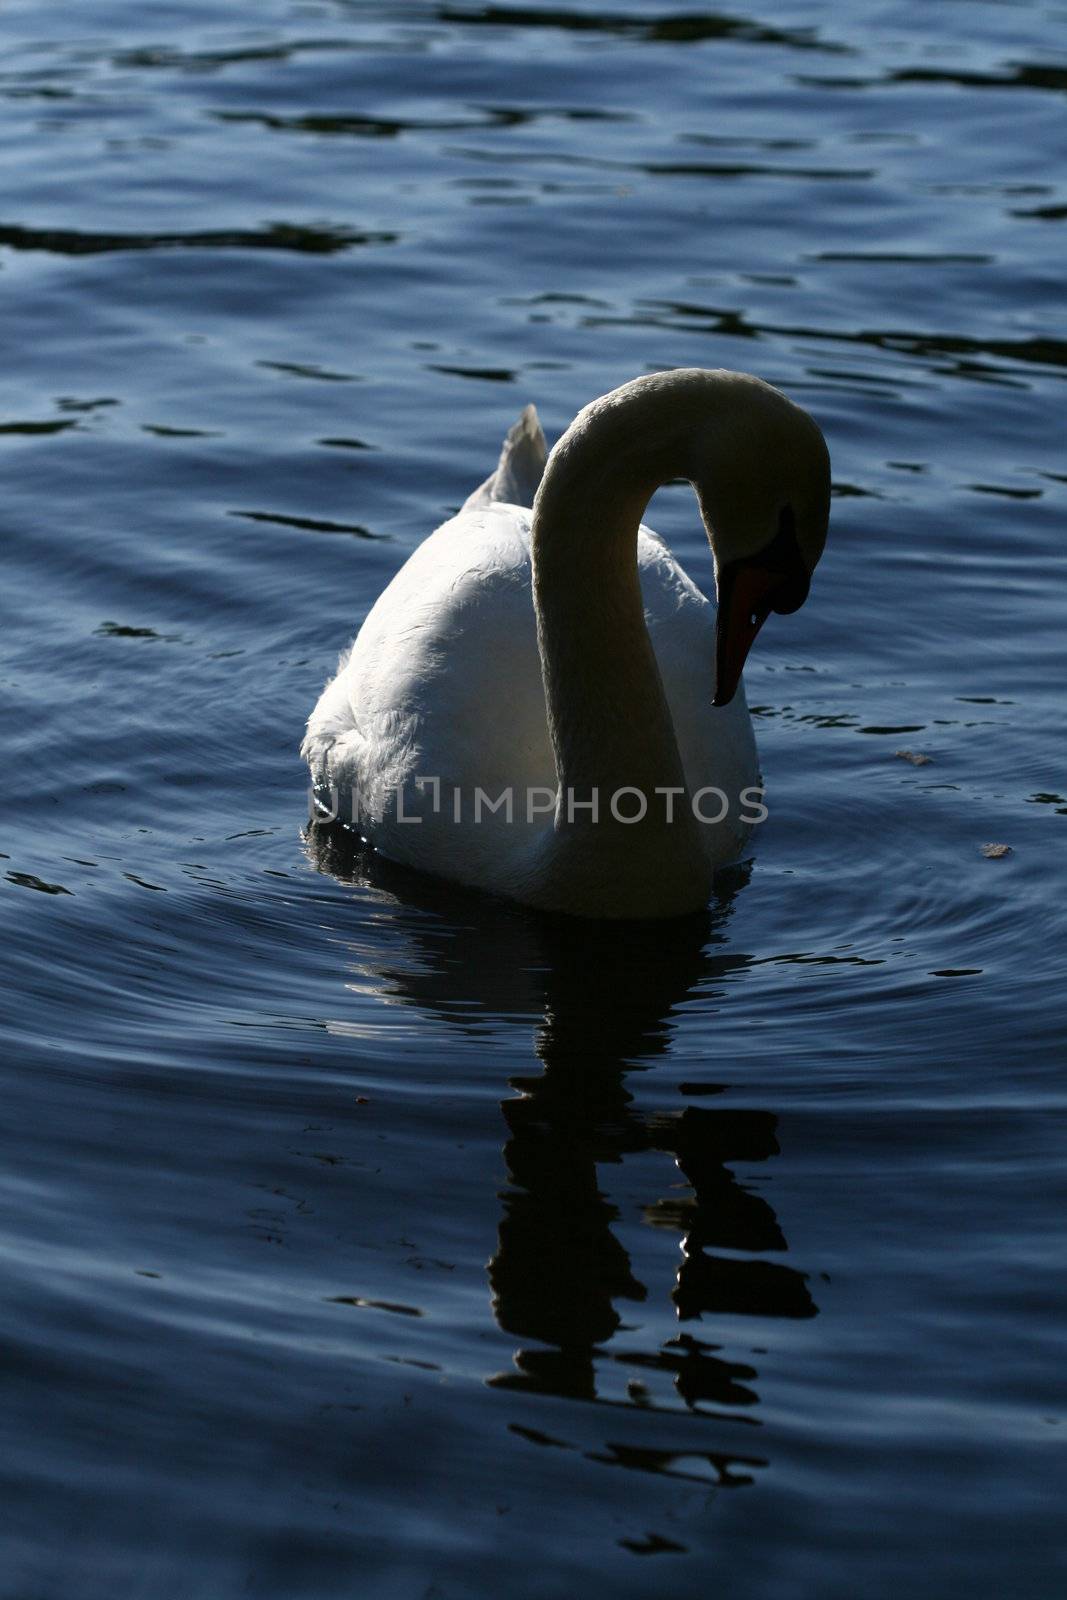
303, 371, 830, 918
304, 495, 758, 890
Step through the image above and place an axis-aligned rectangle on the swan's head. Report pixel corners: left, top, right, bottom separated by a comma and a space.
690, 375, 831, 707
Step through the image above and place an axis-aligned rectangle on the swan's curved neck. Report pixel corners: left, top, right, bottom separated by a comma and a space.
533, 472, 680, 795
528, 373, 730, 911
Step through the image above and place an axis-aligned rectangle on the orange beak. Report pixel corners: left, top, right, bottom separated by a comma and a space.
713, 547, 810, 708
712, 562, 781, 707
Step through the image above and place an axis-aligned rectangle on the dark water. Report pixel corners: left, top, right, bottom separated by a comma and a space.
2, 1, 1066, 1594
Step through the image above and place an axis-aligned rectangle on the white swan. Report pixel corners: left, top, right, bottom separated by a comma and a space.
302, 369, 830, 919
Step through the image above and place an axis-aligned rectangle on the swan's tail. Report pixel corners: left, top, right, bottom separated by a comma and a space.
461, 404, 547, 513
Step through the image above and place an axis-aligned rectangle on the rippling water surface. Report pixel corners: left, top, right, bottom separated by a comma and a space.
3, 2, 1066, 1594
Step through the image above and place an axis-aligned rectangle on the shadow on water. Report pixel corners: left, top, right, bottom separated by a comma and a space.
306, 821, 817, 1485
0, 221, 393, 255
437, 6, 848, 53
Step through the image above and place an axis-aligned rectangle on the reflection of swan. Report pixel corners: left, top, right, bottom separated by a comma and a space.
303, 369, 830, 917
307, 829, 818, 1436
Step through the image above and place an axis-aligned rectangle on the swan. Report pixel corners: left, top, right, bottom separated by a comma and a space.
302, 368, 830, 919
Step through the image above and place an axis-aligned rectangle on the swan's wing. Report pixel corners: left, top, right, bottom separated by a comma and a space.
303, 504, 553, 803
461, 404, 547, 513
306, 408, 546, 792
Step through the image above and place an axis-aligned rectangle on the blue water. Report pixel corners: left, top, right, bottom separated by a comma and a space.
2, 2, 1066, 1594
